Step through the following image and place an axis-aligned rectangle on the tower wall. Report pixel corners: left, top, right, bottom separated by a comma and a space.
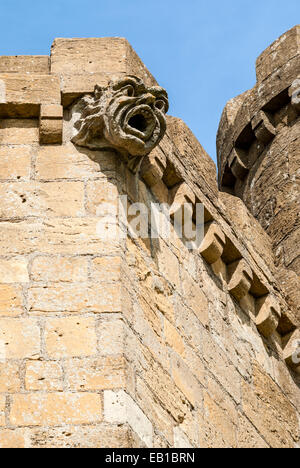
0, 35, 298, 448
217, 25, 300, 318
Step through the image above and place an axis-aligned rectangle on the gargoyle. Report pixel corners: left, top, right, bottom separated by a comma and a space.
71, 76, 169, 159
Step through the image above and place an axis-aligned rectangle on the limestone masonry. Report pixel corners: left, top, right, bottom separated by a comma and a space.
0, 28, 299, 448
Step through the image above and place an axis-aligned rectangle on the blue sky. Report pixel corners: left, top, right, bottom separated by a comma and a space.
0, 0, 299, 163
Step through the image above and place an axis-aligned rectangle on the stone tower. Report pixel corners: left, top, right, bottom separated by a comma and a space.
217, 25, 300, 322
0, 30, 298, 448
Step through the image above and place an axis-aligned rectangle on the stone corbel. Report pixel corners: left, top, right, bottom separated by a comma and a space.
169, 182, 196, 221
140, 147, 167, 188
39, 104, 63, 145
227, 259, 253, 302
255, 294, 281, 338
282, 329, 300, 372
228, 148, 248, 180
289, 79, 300, 114
251, 110, 276, 146
199, 222, 226, 265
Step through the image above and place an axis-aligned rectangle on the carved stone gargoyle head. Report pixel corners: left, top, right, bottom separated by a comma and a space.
71, 76, 169, 158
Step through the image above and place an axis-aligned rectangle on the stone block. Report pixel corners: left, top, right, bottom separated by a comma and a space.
283, 329, 300, 372
39, 104, 63, 145
199, 221, 226, 265
169, 182, 195, 219
31, 256, 88, 283
104, 390, 153, 447
25, 361, 63, 391
0, 181, 85, 219
289, 78, 300, 114
140, 146, 167, 187
0, 285, 24, 317
0, 74, 60, 117
0, 146, 32, 180
0, 318, 40, 359
28, 283, 121, 314
10, 393, 103, 427
255, 294, 281, 338
35, 143, 116, 180
227, 259, 253, 302
51, 38, 157, 105
256, 25, 300, 83
0, 258, 29, 283
0, 119, 38, 144
65, 356, 126, 391
0, 362, 21, 392
0, 56, 50, 74
228, 147, 248, 180
45, 316, 97, 358
251, 110, 276, 145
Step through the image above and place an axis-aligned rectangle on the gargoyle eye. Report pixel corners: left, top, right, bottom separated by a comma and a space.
154, 100, 166, 112
124, 85, 135, 97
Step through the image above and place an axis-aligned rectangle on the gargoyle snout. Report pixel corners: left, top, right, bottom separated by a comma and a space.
138, 93, 156, 106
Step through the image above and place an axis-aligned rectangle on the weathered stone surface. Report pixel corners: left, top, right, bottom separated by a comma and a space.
39, 104, 63, 145
0, 119, 38, 144
255, 294, 281, 338
169, 182, 195, 218
0, 362, 21, 392
0, 219, 121, 256
140, 146, 167, 187
10, 393, 103, 427
251, 110, 276, 145
283, 329, 300, 372
36, 143, 117, 180
289, 79, 300, 113
0, 258, 29, 283
51, 38, 157, 105
242, 362, 299, 447
28, 283, 121, 314
31, 256, 88, 283
65, 356, 126, 391
45, 316, 97, 358
29, 424, 134, 448
0, 146, 32, 180
0, 74, 60, 117
227, 259, 253, 302
71, 76, 168, 159
237, 414, 269, 448
256, 25, 300, 83
104, 390, 153, 447
0, 318, 40, 359
0, 285, 24, 317
166, 117, 218, 198
0, 56, 49, 74
228, 147, 248, 180
25, 361, 63, 391
199, 222, 225, 265
0, 396, 5, 426
0, 181, 85, 218
0, 33, 298, 450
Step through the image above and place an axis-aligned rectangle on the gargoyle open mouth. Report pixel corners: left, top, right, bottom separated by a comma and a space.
71, 76, 169, 158
124, 105, 156, 141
